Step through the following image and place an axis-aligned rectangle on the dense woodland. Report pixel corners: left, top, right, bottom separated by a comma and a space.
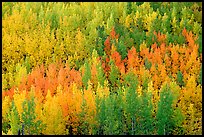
2, 2, 202, 135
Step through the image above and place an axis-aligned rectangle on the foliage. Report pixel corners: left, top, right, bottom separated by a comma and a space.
2, 2, 202, 135
21, 93, 45, 135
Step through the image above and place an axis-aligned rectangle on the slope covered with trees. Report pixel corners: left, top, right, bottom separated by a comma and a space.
2, 2, 202, 135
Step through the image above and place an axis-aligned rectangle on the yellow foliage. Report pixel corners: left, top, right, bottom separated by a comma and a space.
2, 129, 13, 135
2, 95, 12, 120
140, 41, 147, 51
96, 80, 110, 100
13, 89, 26, 122
178, 75, 202, 134
125, 15, 133, 31
137, 85, 143, 97
41, 90, 66, 135
143, 11, 158, 33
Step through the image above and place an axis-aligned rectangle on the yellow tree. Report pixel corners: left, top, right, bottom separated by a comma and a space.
41, 90, 66, 135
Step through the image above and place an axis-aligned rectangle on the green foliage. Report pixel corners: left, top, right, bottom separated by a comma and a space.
146, 31, 157, 48
2, 121, 10, 135
176, 71, 185, 87
96, 62, 106, 87
2, 2, 14, 17
117, 39, 128, 60
131, 30, 146, 52
14, 63, 27, 87
2, 2, 202, 135
151, 17, 161, 34
176, 34, 186, 45
8, 101, 21, 135
172, 108, 185, 135
95, 97, 106, 135
150, 2, 162, 12
82, 60, 91, 90
108, 59, 120, 90
123, 72, 139, 135
114, 89, 127, 135
135, 2, 144, 6
138, 91, 154, 134
94, 89, 126, 135
103, 95, 118, 135
166, 32, 185, 45
142, 75, 150, 91
77, 96, 89, 135
21, 96, 45, 135
126, 2, 132, 15
144, 58, 152, 70
96, 25, 106, 56
23, 56, 31, 74
196, 34, 202, 56
156, 83, 175, 135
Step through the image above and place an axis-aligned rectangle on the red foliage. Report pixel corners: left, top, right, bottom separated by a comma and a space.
111, 51, 126, 74
104, 37, 111, 56
110, 27, 119, 40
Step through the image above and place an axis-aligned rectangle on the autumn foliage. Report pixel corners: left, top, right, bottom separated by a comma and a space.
2, 2, 202, 135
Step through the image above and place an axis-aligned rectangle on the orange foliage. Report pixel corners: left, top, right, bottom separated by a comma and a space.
154, 31, 166, 44
110, 27, 119, 40
111, 51, 126, 74
182, 28, 198, 50
104, 37, 111, 56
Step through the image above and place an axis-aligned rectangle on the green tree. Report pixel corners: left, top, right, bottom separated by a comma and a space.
8, 101, 21, 135
95, 97, 106, 135
156, 83, 175, 135
144, 58, 152, 71
82, 60, 91, 90
138, 91, 154, 134
108, 59, 120, 91
123, 72, 139, 135
96, 25, 106, 56
176, 71, 185, 87
96, 62, 106, 87
21, 96, 45, 135
77, 96, 89, 135
117, 39, 128, 60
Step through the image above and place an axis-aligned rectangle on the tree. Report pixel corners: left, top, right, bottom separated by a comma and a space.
8, 100, 20, 135
156, 83, 175, 135
21, 94, 45, 135
82, 60, 91, 90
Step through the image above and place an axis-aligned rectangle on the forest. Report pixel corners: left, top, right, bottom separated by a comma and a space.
2, 2, 202, 135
